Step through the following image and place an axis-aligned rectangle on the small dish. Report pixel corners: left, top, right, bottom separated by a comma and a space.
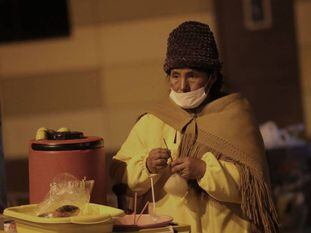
113, 214, 173, 231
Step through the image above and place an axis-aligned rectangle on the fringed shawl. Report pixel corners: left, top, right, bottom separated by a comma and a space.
147, 93, 279, 233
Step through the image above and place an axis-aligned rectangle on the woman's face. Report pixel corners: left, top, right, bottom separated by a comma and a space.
169, 68, 209, 93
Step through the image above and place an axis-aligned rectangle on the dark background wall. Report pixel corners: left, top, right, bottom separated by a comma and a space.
214, 0, 303, 126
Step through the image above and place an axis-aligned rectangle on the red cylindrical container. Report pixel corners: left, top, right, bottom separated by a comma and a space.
29, 135, 106, 204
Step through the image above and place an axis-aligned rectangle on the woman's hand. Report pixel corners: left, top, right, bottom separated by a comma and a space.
171, 157, 206, 180
146, 148, 171, 173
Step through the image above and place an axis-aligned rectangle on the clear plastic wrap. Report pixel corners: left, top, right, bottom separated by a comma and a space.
36, 173, 94, 217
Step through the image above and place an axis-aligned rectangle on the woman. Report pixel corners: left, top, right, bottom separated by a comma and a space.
111, 21, 278, 233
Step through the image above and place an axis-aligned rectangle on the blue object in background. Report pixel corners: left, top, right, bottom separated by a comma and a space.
0, 110, 7, 212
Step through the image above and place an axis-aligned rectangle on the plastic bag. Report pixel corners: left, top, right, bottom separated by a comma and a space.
260, 121, 305, 149
36, 173, 94, 217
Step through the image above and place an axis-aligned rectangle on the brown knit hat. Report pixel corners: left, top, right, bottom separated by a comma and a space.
163, 21, 221, 74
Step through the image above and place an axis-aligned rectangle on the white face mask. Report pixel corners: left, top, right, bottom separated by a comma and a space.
169, 86, 207, 109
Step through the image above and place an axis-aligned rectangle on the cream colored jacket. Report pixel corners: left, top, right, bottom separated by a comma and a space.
112, 114, 250, 233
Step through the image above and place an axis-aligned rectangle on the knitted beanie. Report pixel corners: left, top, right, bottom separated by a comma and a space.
163, 21, 221, 74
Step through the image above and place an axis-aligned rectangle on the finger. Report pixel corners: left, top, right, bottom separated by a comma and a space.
155, 148, 169, 153
178, 171, 189, 179
154, 158, 168, 167
149, 150, 164, 160
171, 158, 184, 166
156, 148, 171, 155
155, 164, 167, 170
150, 148, 166, 154
156, 151, 171, 159
171, 163, 185, 173
150, 148, 160, 153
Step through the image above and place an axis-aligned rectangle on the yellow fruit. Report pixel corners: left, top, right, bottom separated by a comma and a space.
57, 127, 70, 132
35, 127, 47, 140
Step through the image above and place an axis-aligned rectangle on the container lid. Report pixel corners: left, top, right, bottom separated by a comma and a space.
3, 203, 124, 225
31, 136, 104, 151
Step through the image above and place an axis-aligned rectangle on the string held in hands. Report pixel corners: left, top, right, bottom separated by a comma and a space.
163, 135, 190, 197
163, 138, 173, 163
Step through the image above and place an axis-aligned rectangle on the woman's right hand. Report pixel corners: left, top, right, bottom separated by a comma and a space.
146, 148, 171, 173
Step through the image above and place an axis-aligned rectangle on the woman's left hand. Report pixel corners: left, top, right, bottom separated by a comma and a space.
170, 157, 206, 180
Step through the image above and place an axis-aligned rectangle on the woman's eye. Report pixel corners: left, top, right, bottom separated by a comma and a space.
188, 72, 198, 78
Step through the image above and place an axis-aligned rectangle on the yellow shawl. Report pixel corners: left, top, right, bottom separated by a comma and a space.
147, 93, 278, 233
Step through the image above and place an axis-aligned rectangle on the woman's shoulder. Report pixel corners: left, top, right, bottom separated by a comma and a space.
135, 113, 166, 127
210, 92, 251, 110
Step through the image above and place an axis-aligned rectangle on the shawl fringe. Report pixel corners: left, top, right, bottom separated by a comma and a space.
202, 145, 279, 233
239, 164, 279, 233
